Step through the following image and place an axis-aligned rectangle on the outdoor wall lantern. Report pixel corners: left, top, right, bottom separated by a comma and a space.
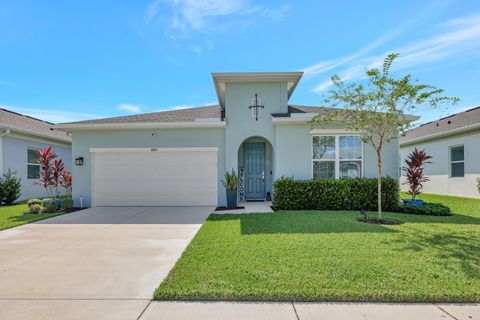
75, 157, 84, 166
249, 93, 264, 121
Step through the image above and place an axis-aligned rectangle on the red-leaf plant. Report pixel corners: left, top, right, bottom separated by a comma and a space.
35, 147, 57, 198
402, 148, 433, 200
52, 159, 65, 199
61, 168, 72, 196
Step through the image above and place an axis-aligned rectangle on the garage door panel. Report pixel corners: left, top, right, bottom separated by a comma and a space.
93, 150, 218, 206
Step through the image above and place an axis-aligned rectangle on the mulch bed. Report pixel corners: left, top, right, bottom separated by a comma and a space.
356, 217, 404, 225
24, 207, 83, 215
63, 207, 83, 213
215, 206, 245, 211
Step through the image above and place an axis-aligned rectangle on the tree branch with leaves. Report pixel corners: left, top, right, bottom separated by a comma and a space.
310, 53, 459, 219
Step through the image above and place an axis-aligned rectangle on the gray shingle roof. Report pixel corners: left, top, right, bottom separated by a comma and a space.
62, 105, 222, 125
0, 109, 71, 142
59, 104, 336, 126
401, 106, 480, 142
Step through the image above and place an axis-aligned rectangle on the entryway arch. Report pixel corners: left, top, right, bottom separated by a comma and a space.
237, 136, 274, 202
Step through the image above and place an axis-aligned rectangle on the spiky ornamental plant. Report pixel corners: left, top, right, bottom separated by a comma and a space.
52, 159, 65, 199
311, 53, 458, 219
61, 168, 72, 196
402, 148, 433, 200
35, 147, 57, 198
221, 169, 240, 190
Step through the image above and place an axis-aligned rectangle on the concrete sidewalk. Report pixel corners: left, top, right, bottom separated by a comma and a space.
140, 301, 479, 320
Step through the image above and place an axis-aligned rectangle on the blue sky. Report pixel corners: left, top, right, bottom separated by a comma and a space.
1, 0, 479, 124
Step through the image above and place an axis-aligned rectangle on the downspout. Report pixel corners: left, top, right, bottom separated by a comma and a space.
0, 129, 10, 175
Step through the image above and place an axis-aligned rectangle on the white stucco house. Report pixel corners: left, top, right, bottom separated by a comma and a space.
400, 106, 480, 199
56, 72, 404, 208
0, 108, 72, 201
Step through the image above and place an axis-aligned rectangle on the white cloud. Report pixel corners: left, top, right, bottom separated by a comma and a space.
0, 105, 98, 124
308, 13, 480, 93
144, 0, 290, 53
118, 104, 141, 113
303, 17, 416, 78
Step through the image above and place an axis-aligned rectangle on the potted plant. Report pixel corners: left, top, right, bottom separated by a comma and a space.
221, 169, 240, 209
402, 148, 432, 207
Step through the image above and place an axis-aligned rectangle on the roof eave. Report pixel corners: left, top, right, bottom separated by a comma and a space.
55, 121, 227, 131
0, 125, 71, 143
400, 122, 480, 146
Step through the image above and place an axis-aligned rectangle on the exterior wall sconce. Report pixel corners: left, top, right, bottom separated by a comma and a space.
75, 157, 84, 166
249, 93, 264, 121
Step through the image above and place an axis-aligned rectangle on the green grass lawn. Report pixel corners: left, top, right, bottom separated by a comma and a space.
155, 193, 480, 302
0, 203, 65, 231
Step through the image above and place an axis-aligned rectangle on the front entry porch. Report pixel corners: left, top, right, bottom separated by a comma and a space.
213, 201, 274, 214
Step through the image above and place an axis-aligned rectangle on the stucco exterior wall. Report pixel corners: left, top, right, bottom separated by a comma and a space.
71, 128, 226, 207
2, 135, 71, 201
224, 82, 286, 172
274, 124, 400, 180
400, 130, 480, 199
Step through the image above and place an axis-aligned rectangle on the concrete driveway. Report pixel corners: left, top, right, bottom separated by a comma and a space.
0, 206, 212, 320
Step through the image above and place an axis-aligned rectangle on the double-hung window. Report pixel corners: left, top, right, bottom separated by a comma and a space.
313, 135, 362, 179
27, 148, 41, 179
450, 145, 464, 178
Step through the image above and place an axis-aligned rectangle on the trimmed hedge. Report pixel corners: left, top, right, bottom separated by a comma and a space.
272, 177, 400, 212
399, 203, 451, 216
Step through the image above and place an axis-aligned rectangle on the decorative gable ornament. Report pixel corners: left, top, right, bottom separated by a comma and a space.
249, 93, 264, 121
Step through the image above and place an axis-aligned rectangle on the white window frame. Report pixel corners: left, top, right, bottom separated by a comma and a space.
27, 148, 41, 180
449, 144, 464, 178
311, 135, 364, 179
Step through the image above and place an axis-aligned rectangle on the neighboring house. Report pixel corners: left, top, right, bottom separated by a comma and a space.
0, 109, 72, 201
56, 72, 403, 208
400, 106, 480, 199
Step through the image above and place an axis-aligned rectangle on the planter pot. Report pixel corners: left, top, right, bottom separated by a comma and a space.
43, 199, 63, 209
403, 199, 424, 207
226, 189, 238, 209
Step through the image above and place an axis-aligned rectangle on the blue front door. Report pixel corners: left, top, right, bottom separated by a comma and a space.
244, 143, 266, 200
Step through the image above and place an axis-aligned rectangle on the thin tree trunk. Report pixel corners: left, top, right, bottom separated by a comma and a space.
377, 149, 382, 219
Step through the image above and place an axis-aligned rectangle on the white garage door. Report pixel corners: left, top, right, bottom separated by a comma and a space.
92, 148, 218, 206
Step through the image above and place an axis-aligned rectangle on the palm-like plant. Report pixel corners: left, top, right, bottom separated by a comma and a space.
35, 147, 57, 198
221, 169, 240, 190
52, 159, 65, 199
61, 169, 73, 196
402, 148, 432, 200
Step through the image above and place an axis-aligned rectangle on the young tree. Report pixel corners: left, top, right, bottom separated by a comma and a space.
0, 169, 22, 205
402, 148, 432, 200
311, 53, 458, 219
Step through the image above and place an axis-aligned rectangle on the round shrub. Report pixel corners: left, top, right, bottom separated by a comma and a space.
399, 202, 451, 216
27, 199, 42, 207
45, 201, 58, 213
29, 204, 43, 214
62, 198, 74, 210
42, 198, 53, 207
